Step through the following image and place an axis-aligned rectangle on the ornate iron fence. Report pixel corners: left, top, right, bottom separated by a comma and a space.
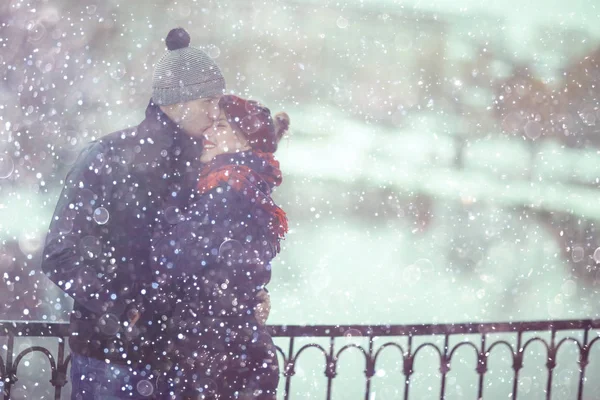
1, 319, 599, 399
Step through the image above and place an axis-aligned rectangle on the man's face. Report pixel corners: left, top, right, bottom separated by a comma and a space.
160, 96, 221, 137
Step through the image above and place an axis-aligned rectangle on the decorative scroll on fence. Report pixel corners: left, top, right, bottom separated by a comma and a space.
1, 319, 599, 399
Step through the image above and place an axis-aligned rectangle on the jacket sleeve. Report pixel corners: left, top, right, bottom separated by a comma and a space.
41, 141, 117, 316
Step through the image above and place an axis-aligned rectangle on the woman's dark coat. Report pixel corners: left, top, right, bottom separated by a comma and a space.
148, 150, 282, 399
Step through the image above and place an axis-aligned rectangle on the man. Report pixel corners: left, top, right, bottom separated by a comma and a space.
41, 27, 269, 399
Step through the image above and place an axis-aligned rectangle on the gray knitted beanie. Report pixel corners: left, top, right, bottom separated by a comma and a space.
152, 28, 226, 106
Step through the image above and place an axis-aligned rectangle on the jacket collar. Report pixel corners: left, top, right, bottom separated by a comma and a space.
138, 100, 205, 206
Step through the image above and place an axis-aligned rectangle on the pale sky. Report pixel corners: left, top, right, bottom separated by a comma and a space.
369, 0, 600, 35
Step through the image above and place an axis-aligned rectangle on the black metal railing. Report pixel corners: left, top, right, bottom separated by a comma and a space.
1, 319, 599, 399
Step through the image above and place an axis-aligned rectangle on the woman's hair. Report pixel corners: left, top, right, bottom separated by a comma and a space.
219, 95, 290, 153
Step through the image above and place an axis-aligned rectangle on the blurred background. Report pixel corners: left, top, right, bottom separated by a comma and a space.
2, 0, 600, 398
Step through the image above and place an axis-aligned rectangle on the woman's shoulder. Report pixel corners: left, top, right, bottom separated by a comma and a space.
188, 180, 247, 214
194, 185, 275, 230
188, 161, 287, 243
189, 180, 278, 229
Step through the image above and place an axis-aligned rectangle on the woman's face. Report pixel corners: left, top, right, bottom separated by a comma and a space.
200, 113, 251, 163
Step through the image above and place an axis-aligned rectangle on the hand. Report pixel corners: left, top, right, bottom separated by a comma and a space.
126, 305, 141, 328
255, 289, 271, 326
122, 307, 141, 341
129, 311, 141, 327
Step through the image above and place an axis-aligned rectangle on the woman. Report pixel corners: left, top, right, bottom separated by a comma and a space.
148, 95, 290, 399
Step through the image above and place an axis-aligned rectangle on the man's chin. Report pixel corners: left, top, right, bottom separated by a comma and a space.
200, 153, 215, 163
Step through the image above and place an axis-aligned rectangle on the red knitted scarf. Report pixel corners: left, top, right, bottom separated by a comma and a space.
196, 150, 289, 243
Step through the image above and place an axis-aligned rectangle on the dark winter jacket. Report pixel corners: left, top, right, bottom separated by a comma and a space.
41, 101, 205, 370
147, 150, 285, 399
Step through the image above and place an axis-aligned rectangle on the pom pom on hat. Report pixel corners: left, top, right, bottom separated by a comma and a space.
274, 112, 290, 138
152, 28, 225, 105
165, 28, 190, 51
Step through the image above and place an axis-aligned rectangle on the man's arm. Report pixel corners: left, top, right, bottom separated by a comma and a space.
254, 288, 271, 325
41, 141, 117, 316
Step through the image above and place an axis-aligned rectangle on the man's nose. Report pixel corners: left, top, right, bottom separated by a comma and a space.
201, 126, 215, 139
